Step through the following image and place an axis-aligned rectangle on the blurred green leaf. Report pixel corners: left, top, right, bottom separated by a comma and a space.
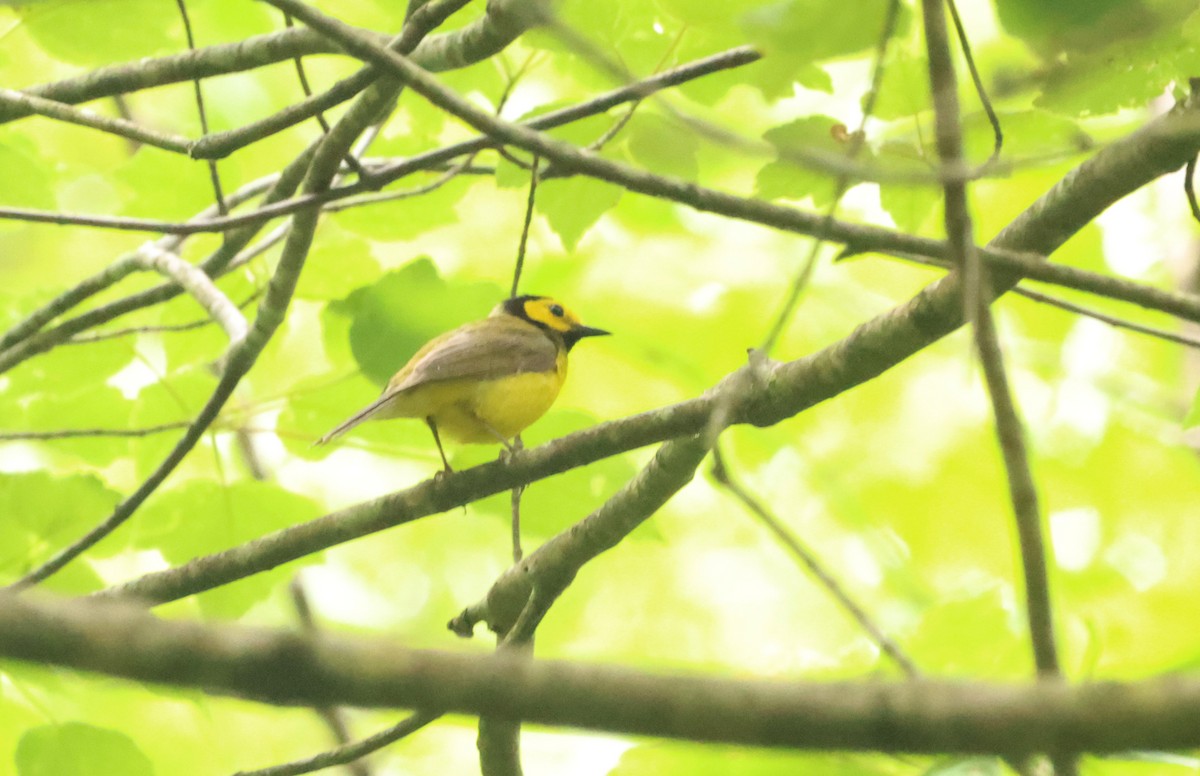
0, 471, 116, 592
742, 0, 908, 61
296, 233, 380, 301
755, 115, 867, 207
537, 176, 623, 251
612, 744, 915, 775
16, 722, 153, 776
626, 113, 699, 181
330, 176, 472, 240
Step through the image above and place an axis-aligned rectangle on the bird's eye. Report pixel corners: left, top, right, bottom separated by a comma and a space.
549, 303, 565, 317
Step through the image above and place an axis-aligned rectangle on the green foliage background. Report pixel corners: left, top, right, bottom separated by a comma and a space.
2, 0, 1200, 773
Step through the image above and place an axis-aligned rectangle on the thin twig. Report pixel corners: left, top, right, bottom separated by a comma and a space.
0, 88, 192, 154
133, 243, 249, 347
876, 249, 1200, 350
283, 13, 333, 136
1185, 156, 1200, 223
946, 0, 1002, 169
1013, 286, 1200, 349
0, 422, 190, 441
710, 446, 918, 676
0, 48, 764, 238
510, 436, 525, 564
174, 0, 228, 214
66, 291, 263, 345
510, 157, 539, 299
321, 160, 476, 212
233, 713, 441, 776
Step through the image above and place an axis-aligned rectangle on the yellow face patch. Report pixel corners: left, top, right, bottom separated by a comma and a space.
522, 297, 582, 333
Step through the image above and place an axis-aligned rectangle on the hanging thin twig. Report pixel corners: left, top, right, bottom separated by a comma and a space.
510, 156, 540, 299
174, 0, 228, 215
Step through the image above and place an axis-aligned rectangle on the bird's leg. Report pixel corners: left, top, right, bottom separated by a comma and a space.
473, 416, 517, 461
426, 417, 453, 475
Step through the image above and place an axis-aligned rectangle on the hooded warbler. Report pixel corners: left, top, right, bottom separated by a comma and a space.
317, 295, 609, 469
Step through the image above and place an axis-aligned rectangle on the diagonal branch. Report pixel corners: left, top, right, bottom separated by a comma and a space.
133, 242, 248, 347
0, 88, 192, 153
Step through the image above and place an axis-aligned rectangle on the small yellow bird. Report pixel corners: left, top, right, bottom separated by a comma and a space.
317, 295, 609, 469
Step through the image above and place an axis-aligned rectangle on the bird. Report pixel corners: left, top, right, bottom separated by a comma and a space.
317, 294, 609, 470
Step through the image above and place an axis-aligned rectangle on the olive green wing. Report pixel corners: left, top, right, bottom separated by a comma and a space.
387, 319, 558, 394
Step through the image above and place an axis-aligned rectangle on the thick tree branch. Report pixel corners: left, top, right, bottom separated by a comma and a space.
8, 594, 1200, 754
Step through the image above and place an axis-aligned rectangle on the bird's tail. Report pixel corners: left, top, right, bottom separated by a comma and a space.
314, 394, 392, 446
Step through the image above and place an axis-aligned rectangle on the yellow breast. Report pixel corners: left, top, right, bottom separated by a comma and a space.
377, 350, 567, 443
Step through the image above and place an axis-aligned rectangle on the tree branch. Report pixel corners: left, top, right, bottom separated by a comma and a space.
7, 593, 1200, 754
133, 242, 248, 348
0, 5, 539, 128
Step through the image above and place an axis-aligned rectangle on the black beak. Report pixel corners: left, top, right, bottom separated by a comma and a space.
564, 325, 610, 350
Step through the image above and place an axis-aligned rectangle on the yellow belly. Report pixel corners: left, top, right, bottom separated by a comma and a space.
377, 370, 564, 443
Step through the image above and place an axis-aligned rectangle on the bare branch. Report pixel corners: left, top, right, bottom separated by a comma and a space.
0, 88, 192, 153
133, 243, 248, 347
8, 594, 1200, 754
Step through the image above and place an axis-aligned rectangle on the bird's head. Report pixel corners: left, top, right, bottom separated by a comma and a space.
495, 295, 610, 350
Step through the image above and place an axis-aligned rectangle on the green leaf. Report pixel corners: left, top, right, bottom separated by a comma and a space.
878, 180, 940, 235
495, 152, 537, 190
625, 114, 699, 181
296, 233, 380, 301
127, 365, 218, 481
1183, 386, 1200, 429
612, 744, 912, 775
19, 0, 178, 66
536, 176, 623, 251
995, 0, 1187, 56
0, 139, 55, 210
0, 471, 116, 592
742, 0, 910, 63
755, 115, 864, 207
906, 589, 1026, 677
16, 722, 153, 776
331, 176, 472, 240
869, 55, 931, 121
22, 385, 135, 468
113, 147, 214, 220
